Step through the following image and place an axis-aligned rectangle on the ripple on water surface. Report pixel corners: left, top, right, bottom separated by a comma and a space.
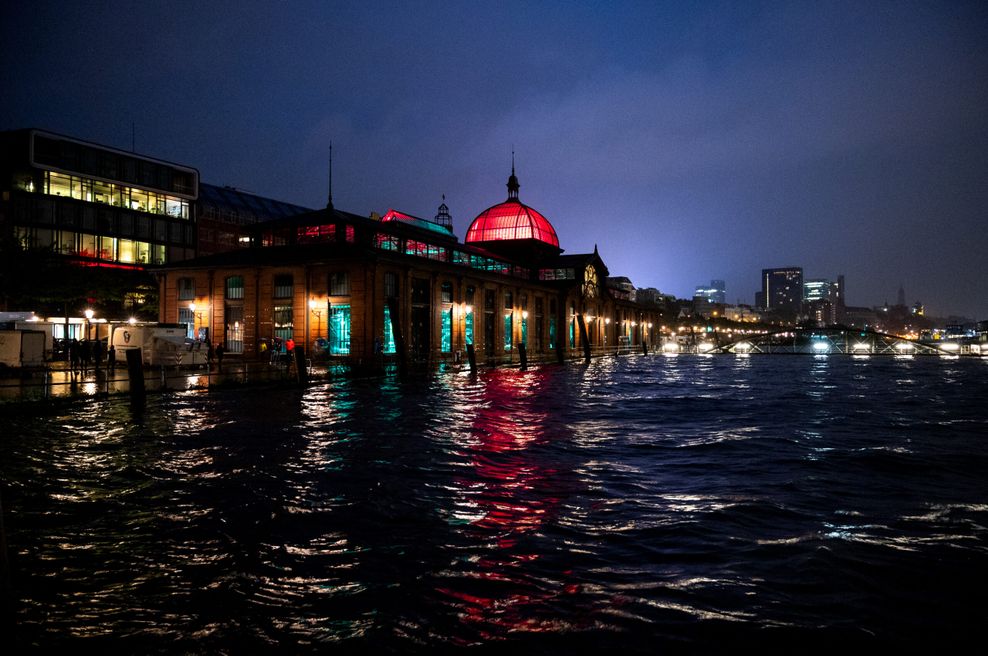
3, 356, 987, 650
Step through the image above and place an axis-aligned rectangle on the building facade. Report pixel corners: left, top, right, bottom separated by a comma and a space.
157, 169, 663, 364
0, 129, 198, 268
694, 279, 726, 305
761, 267, 803, 316
803, 276, 848, 326
197, 183, 312, 257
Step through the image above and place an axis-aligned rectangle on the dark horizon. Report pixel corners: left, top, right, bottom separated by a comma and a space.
3, 1, 986, 319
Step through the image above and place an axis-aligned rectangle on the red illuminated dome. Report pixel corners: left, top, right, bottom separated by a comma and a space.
465, 166, 560, 253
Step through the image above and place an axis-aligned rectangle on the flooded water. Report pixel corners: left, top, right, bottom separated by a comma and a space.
2, 354, 987, 651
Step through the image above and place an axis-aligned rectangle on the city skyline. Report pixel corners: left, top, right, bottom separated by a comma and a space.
2, 1, 986, 318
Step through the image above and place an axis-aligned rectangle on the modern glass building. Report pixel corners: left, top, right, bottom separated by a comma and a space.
694, 279, 726, 305
0, 129, 199, 268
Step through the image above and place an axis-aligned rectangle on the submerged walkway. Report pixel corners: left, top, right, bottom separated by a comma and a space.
0, 360, 329, 404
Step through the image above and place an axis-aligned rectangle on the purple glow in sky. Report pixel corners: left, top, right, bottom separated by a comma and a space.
3, 1, 986, 318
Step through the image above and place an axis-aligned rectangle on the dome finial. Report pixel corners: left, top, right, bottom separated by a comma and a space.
507, 149, 520, 201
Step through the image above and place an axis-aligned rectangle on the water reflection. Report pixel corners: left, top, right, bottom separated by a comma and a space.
4, 356, 988, 650
437, 368, 579, 640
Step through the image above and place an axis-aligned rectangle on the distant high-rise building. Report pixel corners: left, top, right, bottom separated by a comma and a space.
834, 274, 846, 323
761, 267, 803, 315
803, 278, 831, 303
803, 278, 836, 325
694, 279, 726, 305
897, 284, 906, 307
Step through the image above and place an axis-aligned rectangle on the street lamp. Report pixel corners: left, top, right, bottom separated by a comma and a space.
309, 298, 323, 341
189, 302, 208, 339
84, 308, 94, 340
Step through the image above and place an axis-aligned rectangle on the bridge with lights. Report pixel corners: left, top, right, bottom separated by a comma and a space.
701, 327, 950, 356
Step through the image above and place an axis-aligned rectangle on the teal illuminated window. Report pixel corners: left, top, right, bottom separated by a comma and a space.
504, 313, 513, 351
383, 305, 396, 354
569, 317, 575, 348
521, 316, 528, 346
329, 304, 351, 355
465, 310, 474, 346
441, 307, 452, 352
549, 317, 556, 349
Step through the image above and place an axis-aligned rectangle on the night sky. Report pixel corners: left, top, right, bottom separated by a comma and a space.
3, 1, 987, 319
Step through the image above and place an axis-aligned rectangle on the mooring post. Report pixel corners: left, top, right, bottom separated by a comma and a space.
577, 314, 592, 363
642, 341, 649, 356
466, 343, 477, 374
126, 348, 145, 402
518, 342, 528, 371
294, 346, 308, 384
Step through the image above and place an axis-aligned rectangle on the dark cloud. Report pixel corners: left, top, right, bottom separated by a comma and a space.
3, 0, 986, 318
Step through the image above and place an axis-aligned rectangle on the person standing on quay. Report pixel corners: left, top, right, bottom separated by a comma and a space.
107, 344, 116, 371
81, 339, 91, 371
69, 338, 80, 372
215, 342, 225, 370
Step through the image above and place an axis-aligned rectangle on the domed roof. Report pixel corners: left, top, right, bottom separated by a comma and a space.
465, 166, 559, 248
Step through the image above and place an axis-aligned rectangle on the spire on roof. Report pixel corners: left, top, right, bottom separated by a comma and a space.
506, 150, 520, 201
434, 194, 452, 231
327, 141, 334, 210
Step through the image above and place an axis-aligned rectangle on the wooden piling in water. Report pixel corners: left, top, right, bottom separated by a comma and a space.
126, 348, 145, 401
294, 347, 308, 384
466, 343, 477, 374
519, 342, 528, 371
577, 314, 592, 363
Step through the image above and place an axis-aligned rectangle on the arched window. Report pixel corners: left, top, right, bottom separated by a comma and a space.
177, 277, 194, 301
225, 276, 244, 299
330, 271, 350, 296
273, 274, 293, 299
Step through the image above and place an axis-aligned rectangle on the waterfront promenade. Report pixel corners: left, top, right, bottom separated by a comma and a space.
0, 359, 313, 404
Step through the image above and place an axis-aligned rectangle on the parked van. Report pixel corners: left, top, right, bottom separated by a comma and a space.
0, 330, 46, 369
109, 323, 206, 367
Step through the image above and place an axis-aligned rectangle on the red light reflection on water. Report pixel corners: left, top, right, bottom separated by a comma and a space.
437, 368, 581, 639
